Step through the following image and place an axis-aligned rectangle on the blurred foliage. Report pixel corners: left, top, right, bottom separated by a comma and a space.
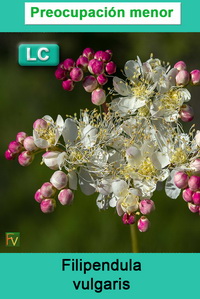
1, 33, 200, 253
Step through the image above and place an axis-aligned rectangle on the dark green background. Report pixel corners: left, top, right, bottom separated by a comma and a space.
1, 33, 200, 252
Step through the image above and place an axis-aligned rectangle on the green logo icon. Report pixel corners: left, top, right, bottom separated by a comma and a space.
18, 44, 59, 66
5, 232, 20, 247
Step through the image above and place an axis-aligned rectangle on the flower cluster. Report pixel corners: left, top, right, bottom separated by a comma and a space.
55, 47, 116, 105
5, 51, 200, 232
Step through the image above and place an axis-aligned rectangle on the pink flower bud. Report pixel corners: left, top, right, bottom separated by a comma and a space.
76, 56, 89, 69
33, 119, 48, 131
105, 61, 116, 75
139, 199, 155, 215
40, 182, 56, 198
91, 88, 106, 105
18, 151, 34, 166
180, 104, 194, 122
83, 47, 95, 60
23, 136, 38, 152
122, 213, 135, 225
190, 159, 200, 172
58, 189, 74, 205
5, 149, 15, 160
82, 75, 98, 92
8, 141, 23, 154
97, 74, 108, 85
174, 61, 186, 71
190, 70, 200, 86
40, 198, 56, 213
192, 191, 200, 205
34, 189, 44, 203
70, 67, 83, 82
63, 58, 75, 71
57, 62, 65, 69
105, 49, 113, 59
188, 202, 199, 213
55, 68, 66, 80
175, 70, 190, 86
188, 175, 200, 191
182, 188, 193, 202
62, 79, 74, 91
50, 170, 68, 190
94, 50, 110, 62
195, 131, 200, 146
16, 132, 27, 144
88, 59, 104, 75
174, 171, 189, 189
137, 216, 150, 232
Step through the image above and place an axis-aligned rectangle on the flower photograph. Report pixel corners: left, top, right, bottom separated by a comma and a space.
1, 32, 200, 253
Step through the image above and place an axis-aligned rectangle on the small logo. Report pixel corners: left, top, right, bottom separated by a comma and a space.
5, 232, 20, 247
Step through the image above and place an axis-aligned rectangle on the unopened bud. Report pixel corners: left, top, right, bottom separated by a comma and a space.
23, 136, 38, 152
18, 151, 34, 166
83, 75, 98, 92
91, 88, 106, 105
188, 175, 200, 191
174, 61, 187, 71
105, 61, 116, 75
175, 70, 190, 86
94, 50, 111, 62
174, 171, 189, 189
195, 131, 200, 146
180, 104, 194, 122
16, 132, 27, 144
40, 182, 56, 198
76, 56, 89, 69
63, 58, 75, 71
188, 202, 199, 213
182, 188, 193, 202
105, 49, 113, 59
55, 68, 66, 80
88, 59, 104, 75
34, 189, 44, 203
139, 199, 155, 215
5, 149, 15, 160
58, 189, 74, 205
190, 70, 200, 85
8, 141, 22, 154
33, 119, 48, 131
62, 79, 74, 91
192, 191, 200, 205
122, 213, 135, 225
50, 170, 68, 190
82, 47, 95, 60
97, 74, 108, 85
40, 198, 56, 213
137, 216, 150, 232
70, 67, 83, 82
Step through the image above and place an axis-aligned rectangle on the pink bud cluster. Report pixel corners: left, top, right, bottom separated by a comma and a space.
174, 170, 200, 214
34, 171, 74, 213
4, 132, 37, 166
122, 199, 155, 232
173, 61, 200, 122
174, 61, 200, 87
55, 47, 117, 106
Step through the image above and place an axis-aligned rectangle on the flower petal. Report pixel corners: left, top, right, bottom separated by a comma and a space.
62, 118, 78, 145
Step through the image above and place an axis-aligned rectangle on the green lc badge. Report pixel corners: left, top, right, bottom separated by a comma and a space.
18, 44, 59, 66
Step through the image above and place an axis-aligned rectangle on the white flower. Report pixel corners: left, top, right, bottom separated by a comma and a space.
150, 87, 191, 122
112, 180, 140, 214
33, 115, 64, 149
42, 151, 67, 170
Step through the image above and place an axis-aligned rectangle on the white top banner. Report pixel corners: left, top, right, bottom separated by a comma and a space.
25, 2, 181, 25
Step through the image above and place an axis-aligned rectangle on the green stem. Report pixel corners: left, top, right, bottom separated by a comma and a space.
130, 224, 139, 253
